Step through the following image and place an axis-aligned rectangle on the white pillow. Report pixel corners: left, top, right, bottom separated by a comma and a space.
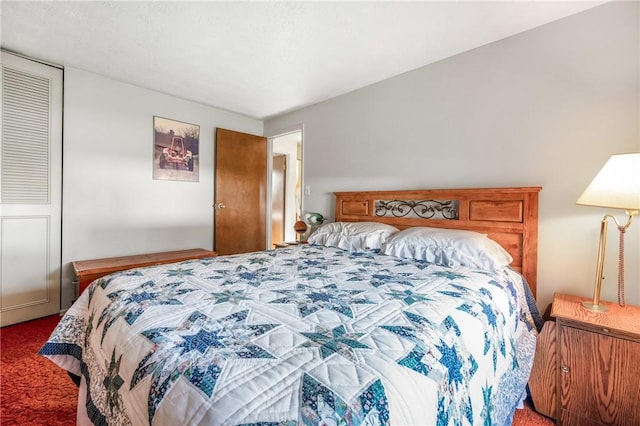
308, 221, 399, 251
381, 226, 513, 270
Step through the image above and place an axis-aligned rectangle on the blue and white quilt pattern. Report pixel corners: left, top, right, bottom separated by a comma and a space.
41, 245, 537, 426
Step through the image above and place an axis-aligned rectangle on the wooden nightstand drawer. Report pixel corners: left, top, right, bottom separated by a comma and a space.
559, 318, 640, 343
73, 248, 217, 296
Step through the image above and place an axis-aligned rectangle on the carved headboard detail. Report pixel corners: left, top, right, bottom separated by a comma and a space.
334, 187, 542, 297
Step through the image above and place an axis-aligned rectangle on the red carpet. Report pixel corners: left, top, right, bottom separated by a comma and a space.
1, 315, 553, 425
1, 315, 76, 425
514, 399, 555, 426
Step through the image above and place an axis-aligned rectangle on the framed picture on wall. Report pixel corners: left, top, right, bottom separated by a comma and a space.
153, 116, 200, 182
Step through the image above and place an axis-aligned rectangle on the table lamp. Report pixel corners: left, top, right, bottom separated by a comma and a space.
576, 153, 640, 311
294, 220, 307, 242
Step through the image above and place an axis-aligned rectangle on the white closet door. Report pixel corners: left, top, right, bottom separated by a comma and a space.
0, 51, 62, 326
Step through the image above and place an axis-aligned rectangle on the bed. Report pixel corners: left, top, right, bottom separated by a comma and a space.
41, 187, 542, 426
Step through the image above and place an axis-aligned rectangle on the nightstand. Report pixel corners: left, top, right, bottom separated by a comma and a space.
273, 241, 306, 249
537, 293, 640, 425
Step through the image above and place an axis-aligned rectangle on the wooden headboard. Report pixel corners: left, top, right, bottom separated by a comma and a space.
334, 187, 542, 297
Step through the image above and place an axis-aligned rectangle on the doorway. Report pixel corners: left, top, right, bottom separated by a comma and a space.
270, 130, 302, 246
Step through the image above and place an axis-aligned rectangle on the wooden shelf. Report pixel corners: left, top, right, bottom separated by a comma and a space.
73, 248, 217, 295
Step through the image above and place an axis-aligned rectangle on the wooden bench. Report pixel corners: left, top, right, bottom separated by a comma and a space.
72, 248, 217, 296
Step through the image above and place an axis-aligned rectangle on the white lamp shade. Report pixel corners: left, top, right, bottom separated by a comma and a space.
576, 153, 640, 211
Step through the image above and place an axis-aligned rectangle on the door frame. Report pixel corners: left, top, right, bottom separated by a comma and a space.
267, 125, 304, 246
270, 154, 287, 247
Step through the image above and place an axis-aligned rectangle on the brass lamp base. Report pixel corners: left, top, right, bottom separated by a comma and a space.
582, 301, 609, 312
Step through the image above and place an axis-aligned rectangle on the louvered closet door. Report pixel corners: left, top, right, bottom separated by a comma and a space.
0, 52, 62, 326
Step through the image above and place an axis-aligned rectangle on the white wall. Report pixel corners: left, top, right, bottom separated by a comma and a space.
62, 67, 262, 308
265, 2, 640, 311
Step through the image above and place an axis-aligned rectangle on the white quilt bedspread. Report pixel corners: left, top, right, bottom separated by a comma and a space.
41, 245, 537, 426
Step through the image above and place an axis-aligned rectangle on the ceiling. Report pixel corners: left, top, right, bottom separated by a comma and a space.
1, 1, 605, 120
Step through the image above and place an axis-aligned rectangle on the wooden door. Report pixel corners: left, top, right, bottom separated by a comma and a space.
214, 128, 267, 255
271, 154, 286, 247
559, 325, 640, 425
1, 52, 63, 326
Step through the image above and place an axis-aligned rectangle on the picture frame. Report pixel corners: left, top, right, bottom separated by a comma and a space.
153, 116, 200, 182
